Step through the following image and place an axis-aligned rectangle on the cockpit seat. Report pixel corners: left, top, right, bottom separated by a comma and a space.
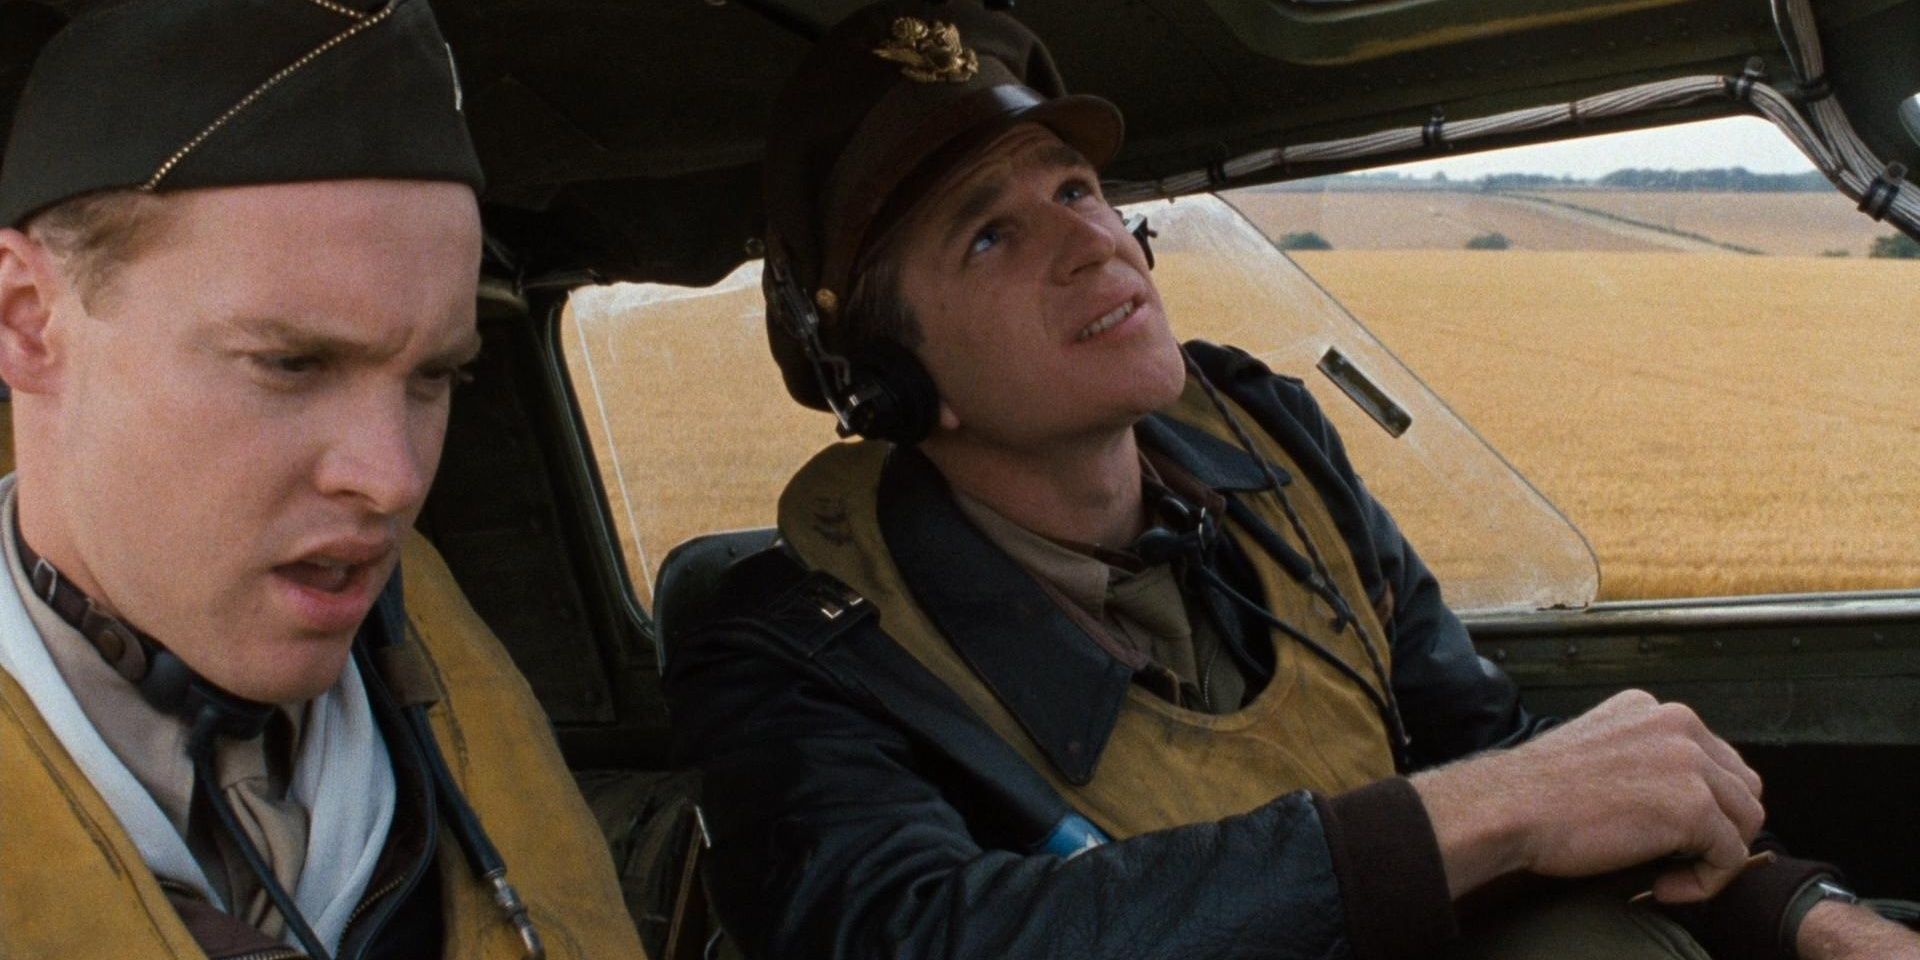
650, 527, 781, 673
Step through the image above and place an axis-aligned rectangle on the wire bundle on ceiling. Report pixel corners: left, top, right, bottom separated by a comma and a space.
1767, 0, 1918, 234
1105, 0, 1919, 241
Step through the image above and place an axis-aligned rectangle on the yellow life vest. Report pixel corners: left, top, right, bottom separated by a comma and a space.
0, 532, 646, 960
778, 378, 1397, 842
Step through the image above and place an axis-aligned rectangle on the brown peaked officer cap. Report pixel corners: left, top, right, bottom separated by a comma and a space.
762, 0, 1123, 410
0, 0, 483, 229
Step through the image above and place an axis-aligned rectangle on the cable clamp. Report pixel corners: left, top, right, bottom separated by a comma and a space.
1857, 163, 1907, 221
1724, 57, 1767, 103
1795, 74, 1834, 104
1422, 107, 1448, 150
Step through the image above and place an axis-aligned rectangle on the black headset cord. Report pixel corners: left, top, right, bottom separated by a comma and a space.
186, 703, 335, 960
1224, 493, 1410, 766
402, 703, 545, 960
1187, 562, 1413, 769
357, 576, 544, 960
1180, 346, 1415, 770
1134, 504, 1412, 767
184, 677, 544, 960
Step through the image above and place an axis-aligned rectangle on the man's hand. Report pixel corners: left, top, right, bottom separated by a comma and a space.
1412, 689, 1766, 903
1797, 901, 1920, 959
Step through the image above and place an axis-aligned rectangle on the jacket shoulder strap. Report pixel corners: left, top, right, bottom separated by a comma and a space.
703, 544, 878, 661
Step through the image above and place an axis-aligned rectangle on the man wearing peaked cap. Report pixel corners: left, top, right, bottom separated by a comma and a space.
757, 0, 1123, 419
0, 2, 646, 958
666, 2, 1918, 959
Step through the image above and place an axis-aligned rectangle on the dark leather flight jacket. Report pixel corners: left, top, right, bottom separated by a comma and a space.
664, 341, 1808, 960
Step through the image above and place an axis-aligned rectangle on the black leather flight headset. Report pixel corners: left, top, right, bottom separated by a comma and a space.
772, 210, 1157, 446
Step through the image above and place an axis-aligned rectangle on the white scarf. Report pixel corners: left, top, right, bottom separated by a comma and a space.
0, 475, 398, 953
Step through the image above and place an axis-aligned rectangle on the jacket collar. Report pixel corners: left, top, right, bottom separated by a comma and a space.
1133, 412, 1283, 492
875, 411, 1273, 784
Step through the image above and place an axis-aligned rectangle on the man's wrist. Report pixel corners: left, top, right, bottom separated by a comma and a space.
1794, 899, 1920, 959
1783, 877, 1858, 955
1410, 756, 1531, 897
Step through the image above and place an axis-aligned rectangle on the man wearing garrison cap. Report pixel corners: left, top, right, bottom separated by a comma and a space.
665, 3, 1919, 959
0, 2, 645, 958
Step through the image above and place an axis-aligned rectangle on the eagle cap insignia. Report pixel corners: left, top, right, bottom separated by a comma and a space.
873, 16, 979, 83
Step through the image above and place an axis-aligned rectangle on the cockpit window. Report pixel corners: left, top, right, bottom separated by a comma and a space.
561, 194, 1600, 614
1226, 116, 1920, 601
1124, 194, 1599, 612
564, 269, 800, 607
560, 118, 1919, 614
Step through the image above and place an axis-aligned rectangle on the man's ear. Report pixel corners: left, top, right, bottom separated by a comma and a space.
0, 229, 65, 395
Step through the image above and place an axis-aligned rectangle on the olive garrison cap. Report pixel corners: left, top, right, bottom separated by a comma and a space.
0, 0, 484, 229
763, 0, 1123, 410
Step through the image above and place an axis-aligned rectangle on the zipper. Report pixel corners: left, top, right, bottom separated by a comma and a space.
222, 950, 308, 960
334, 643, 440, 960
1200, 640, 1218, 713
340, 873, 409, 936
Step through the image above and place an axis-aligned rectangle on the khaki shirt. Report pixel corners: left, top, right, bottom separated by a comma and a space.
952, 454, 1251, 713
3, 493, 306, 935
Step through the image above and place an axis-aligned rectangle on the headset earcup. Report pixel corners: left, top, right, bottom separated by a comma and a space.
843, 338, 941, 445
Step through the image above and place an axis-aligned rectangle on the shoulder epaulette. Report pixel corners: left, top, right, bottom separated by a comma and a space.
721, 546, 877, 661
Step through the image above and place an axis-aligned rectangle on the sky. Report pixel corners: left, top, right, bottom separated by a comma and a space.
1378, 116, 1815, 179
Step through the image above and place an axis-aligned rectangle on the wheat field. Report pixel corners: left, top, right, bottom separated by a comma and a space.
565, 198, 1919, 607
1291, 250, 1920, 600
1228, 190, 1674, 252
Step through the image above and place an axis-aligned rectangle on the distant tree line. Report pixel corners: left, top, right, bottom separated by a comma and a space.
1478, 173, 1585, 191
1592, 167, 1830, 191
1267, 167, 1834, 193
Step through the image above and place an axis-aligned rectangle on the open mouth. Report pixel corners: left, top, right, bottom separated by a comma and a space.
275, 557, 367, 594
272, 540, 393, 602
1074, 297, 1139, 343
271, 546, 393, 633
